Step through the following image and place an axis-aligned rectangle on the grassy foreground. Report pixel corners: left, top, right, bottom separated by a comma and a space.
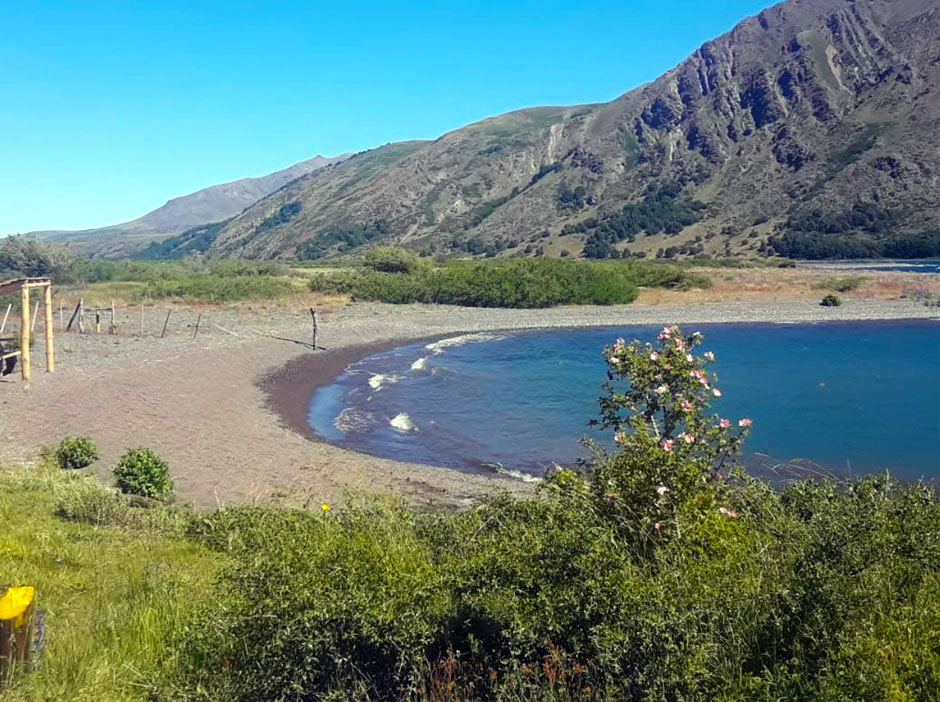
1, 327, 938, 701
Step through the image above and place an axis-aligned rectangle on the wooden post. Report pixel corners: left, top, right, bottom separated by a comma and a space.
43, 285, 54, 373
66, 300, 81, 332
161, 309, 171, 338
0, 586, 36, 682
310, 308, 318, 350
193, 313, 202, 339
77, 298, 85, 334
139, 304, 144, 336
95, 309, 100, 334
29, 300, 39, 333
59, 300, 64, 331
109, 300, 116, 334
0, 304, 10, 336
20, 286, 30, 386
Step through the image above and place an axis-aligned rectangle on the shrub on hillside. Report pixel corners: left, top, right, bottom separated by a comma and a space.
54, 436, 99, 470
113, 448, 172, 500
821, 293, 842, 306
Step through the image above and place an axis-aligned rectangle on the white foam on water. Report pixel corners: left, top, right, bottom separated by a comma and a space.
425, 333, 503, 355
368, 373, 398, 390
485, 462, 542, 483
410, 356, 429, 371
333, 408, 376, 433
389, 412, 418, 432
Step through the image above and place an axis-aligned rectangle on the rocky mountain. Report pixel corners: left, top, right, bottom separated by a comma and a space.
33, 154, 349, 257
208, 0, 940, 260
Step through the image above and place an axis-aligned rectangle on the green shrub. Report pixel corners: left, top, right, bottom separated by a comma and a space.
54, 436, 99, 470
54, 474, 126, 526
813, 276, 867, 293
821, 293, 842, 306
363, 246, 421, 273
310, 258, 709, 308
113, 448, 173, 500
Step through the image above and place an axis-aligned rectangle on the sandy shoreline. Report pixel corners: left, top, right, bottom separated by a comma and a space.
1, 297, 937, 509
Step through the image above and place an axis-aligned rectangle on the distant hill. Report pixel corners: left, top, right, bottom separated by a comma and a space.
31, 154, 349, 257
204, 0, 940, 261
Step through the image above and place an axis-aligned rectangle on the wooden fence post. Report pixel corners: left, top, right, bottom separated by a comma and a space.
193, 313, 202, 339
29, 300, 39, 333
77, 298, 85, 334
139, 304, 144, 336
310, 308, 318, 350
161, 309, 171, 338
19, 285, 30, 386
0, 586, 36, 683
43, 285, 54, 373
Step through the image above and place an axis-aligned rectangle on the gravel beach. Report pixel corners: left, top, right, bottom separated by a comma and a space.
1, 296, 936, 509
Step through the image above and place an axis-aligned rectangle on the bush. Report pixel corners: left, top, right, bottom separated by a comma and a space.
821, 293, 842, 306
54, 436, 99, 470
113, 448, 173, 500
363, 246, 421, 273
813, 276, 867, 293
54, 474, 126, 526
310, 258, 709, 309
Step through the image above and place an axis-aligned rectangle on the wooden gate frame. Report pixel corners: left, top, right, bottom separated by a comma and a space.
0, 277, 54, 386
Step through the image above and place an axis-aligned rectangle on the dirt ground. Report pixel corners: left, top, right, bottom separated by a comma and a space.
1, 272, 936, 509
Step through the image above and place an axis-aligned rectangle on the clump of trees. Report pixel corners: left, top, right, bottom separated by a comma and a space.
0, 235, 72, 279
297, 220, 390, 260
565, 183, 707, 259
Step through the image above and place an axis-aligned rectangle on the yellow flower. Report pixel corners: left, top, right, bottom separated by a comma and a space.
321, 502, 331, 513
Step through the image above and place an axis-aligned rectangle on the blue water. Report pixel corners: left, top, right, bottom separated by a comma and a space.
800, 259, 940, 274
309, 321, 940, 482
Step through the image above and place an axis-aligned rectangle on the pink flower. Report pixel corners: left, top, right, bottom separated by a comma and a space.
718, 507, 739, 519
719, 418, 731, 429
712, 388, 722, 397
654, 384, 668, 395
654, 522, 663, 531
682, 399, 694, 412
738, 418, 752, 427
679, 432, 695, 444
660, 439, 674, 452
603, 494, 614, 504
703, 351, 715, 362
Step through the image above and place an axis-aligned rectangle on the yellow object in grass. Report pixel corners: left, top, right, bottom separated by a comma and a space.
321, 502, 330, 513
0, 586, 34, 629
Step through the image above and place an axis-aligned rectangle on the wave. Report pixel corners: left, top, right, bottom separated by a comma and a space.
389, 412, 418, 432
334, 407, 376, 433
368, 373, 398, 390
425, 333, 504, 355
410, 356, 429, 371
483, 462, 542, 483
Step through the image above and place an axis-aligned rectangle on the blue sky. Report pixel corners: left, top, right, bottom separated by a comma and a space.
1, 0, 776, 235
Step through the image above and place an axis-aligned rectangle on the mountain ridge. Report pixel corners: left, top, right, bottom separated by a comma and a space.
207, 0, 940, 260
30, 153, 350, 257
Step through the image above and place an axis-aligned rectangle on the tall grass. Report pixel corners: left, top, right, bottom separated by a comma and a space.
309, 258, 710, 308
0, 464, 222, 702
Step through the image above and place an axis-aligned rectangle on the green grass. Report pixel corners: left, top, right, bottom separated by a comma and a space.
0, 464, 222, 702
309, 258, 710, 308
